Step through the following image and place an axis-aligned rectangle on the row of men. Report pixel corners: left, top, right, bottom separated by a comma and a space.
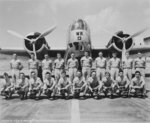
1, 69, 146, 100
10, 51, 146, 84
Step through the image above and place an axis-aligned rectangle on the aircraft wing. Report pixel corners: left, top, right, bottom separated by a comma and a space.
130, 45, 150, 57
0, 47, 29, 56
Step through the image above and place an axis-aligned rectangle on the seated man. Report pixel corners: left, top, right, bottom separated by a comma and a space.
15, 72, 29, 100
130, 71, 146, 97
116, 69, 130, 96
29, 71, 43, 99
43, 72, 56, 99
72, 71, 87, 98
87, 71, 101, 98
101, 71, 116, 97
1, 73, 14, 99
58, 72, 71, 99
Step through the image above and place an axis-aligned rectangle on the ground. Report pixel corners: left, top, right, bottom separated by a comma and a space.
0, 79, 150, 123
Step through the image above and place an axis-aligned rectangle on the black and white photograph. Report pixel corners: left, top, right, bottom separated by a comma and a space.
0, 0, 150, 123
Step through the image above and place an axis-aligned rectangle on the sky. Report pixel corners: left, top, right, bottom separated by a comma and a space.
0, 0, 150, 49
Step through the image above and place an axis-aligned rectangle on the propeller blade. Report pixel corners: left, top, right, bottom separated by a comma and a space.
35, 25, 57, 41
125, 27, 149, 41
101, 28, 123, 41
7, 30, 32, 42
32, 43, 37, 60
122, 42, 126, 61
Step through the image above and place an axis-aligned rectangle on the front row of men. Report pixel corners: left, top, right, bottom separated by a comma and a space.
1, 69, 146, 100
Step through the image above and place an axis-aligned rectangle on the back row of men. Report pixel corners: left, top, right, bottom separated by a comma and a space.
10, 51, 146, 83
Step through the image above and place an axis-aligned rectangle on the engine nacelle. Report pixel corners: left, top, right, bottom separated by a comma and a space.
107, 31, 134, 52
24, 32, 50, 59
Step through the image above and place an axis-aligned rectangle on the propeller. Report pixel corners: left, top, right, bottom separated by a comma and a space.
7, 30, 32, 42
7, 25, 57, 59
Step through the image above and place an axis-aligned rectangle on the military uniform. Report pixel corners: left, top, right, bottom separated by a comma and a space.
42, 59, 52, 80
67, 58, 78, 83
80, 56, 92, 79
122, 58, 133, 81
54, 59, 65, 81
28, 59, 39, 77
108, 58, 120, 80
95, 57, 106, 81
134, 58, 146, 77
10, 59, 22, 79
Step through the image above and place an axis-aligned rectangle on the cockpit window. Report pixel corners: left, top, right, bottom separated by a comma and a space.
71, 19, 88, 31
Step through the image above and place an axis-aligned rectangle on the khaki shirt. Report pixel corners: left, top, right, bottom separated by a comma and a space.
29, 77, 42, 88
95, 57, 106, 68
10, 59, 21, 69
67, 58, 78, 68
16, 78, 29, 87
108, 58, 120, 68
122, 58, 133, 69
80, 56, 92, 67
102, 77, 114, 87
131, 77, 145, 87
58, 77, 70, 88
73, 77, 85, 88
44, 78, 55, 87
28, 59, 39, 69
134, 58, 146, 68
116, 76, 129, 86
88, 77, 99, 88
42, 59, 52, 70
54, 59, 65, 69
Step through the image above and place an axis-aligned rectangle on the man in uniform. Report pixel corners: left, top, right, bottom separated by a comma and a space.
28, 53, 39, 77
54, 53, 65, 84
1, 73, 14, 99
80, 51, 92, 80
122, 52, 133, 81
100, 71, 116, 97
108, 52, 121, 80
58, 72, 71, 99
95, 52, 106, 82
130, 71, 146, 96
134, 52, 146, 77
43, 72, 56, 99
73, 71, 87, 98
67, 53, 79, 83
16, 72, 29, 100
116, 69, 130, 96
29, 71, 43, 99
10, 54, 23, 80
42, 54, 52, 80
87, 71, 101, 98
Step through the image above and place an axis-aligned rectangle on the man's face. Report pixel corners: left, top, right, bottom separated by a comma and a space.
4, 75, 8, 79
77, 72, 81, 77
119, 72, 123, 77
45, 55, 49, 59
112, 53, 117, 58
20, 73, 25, 79
13, 54, 17, 59
45, 73, 51, 79
135, 73, 140, 78
84, 52, 88, 57
99, 52, 103, 57
57, 54, 61, 59
91, 72, 96, 78
138, 53, 142, 58
31, 72, 36, 78
105, 73, 110, 79
62, 73, 66, 78
71, 53, 75, 58
31, 54, 35, 59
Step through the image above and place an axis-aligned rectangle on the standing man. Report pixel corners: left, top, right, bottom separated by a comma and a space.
134, 52, 146, 77
42, 54, 53, 80
54, 53, 65, 84
80, 51, 92, 80
28, 53, 39, 77
122, 52, 133, 81
95, 52, 107, 82
67, 53, 79, 83
108, 52, 121, 80
10, 54, 23, 80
